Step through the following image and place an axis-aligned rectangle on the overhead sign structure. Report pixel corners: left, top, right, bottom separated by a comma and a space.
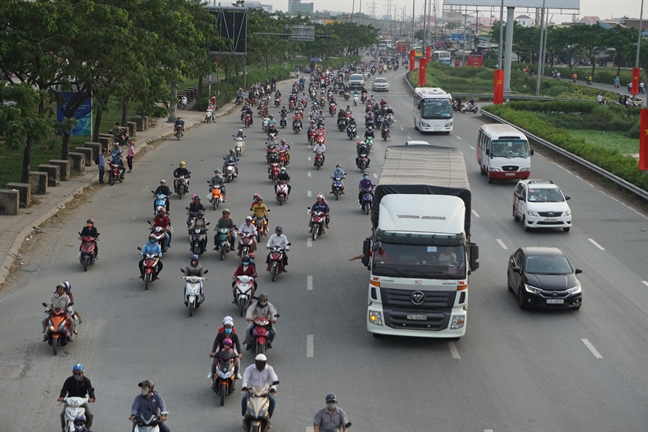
291, 25, 315, 42
442, 11, 463, 23
205, 6, 247, 55
443, 0, 579, 8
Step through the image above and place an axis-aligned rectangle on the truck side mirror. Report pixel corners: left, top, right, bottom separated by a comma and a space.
530, 149, 535, 156
362, 238, 371, 267
469, 243, 480, 271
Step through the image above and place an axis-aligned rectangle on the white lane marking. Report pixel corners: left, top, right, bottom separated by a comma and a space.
306, 427, 314, 432
307, 275, 313, 291
471, 210, 480, 218
307, 191, 312, 197
307, 335, 314, 357
448, 341, 460, 359
470, 145, 475, 150
496, 239, 508, 250
642, 281, 648, 287
307, 172, 311, 177
407, 136, 411, 139
457, 136, 462, 140
373, 173, 378, 178
308, 156, 311, 161
400, 126, 404, 130
582, 338, 603, 359
588, 238, 606, 251
307, 238, 312, 247
484, 430, 494, 432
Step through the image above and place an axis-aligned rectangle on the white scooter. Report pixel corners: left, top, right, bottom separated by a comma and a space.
179, 96, 187, 110
62, 396, 88, 432
181, 269, 208, 317
133, 413, 169, 432
235, 275, 255, 317
233, 135, 246, 157
353, 94, 358, 106
262, 117, 270, 132
204, 109, 215, 123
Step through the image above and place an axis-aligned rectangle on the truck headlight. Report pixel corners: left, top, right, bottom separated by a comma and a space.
450, 315, 465, 329
527, 209, 539, 217
368, 311, 383, 326
489, 167, 501, 172
422, 122, 430, 127
444, 122, 453, 127
519, 167, 530, 172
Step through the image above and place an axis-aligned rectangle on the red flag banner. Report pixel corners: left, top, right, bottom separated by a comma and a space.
425, 46, 431, 62
631, 68, 640, 95
493, 69, 504, 105
640, 108, 648, 171
418, 58, 427, 87
409, 50, 415, 71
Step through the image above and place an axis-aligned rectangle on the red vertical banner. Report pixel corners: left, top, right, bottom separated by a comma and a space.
640, 109, 648, 171
418, 58, 427, 87
426, 46, 431, 62
632, 68, 641, 95
409, 49, 415, 71
493, 69, 504, 105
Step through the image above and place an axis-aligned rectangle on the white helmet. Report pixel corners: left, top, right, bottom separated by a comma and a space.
255, 354, 268, 361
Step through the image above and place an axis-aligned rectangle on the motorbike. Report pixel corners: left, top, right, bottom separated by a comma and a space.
268, 162, 281, 182
314, 151, 324, 170
238, 232, 255, 257
365, 136, 374, 153
337, 117, 347, 131
308, 209, 326, 240
357, 152, 369, 171
224, 161, 237, 183
138, 247, 160, 290
381, 124, 390, 141
343, 91, 350, 101
181, 268, 208, 317
353, 94, 358, 106
572, 77, 578, 83
279, 115, 287, 128
208, 183, 224, 209
133, 413, 169, 432
42, 301, 73, 355
274, 97, 281, 107
461, 102, 479, 114
176, 175, 189, 199
149, 224, 170, 253
252, 314, 279, 354
329, 103, 337, 116
452, 100, 462, 112
212, 350, 236, 406
108, 162, 122, 185
332, 176, 345, 200
233, 135, 246, 156
254, 216, 267, 242
275, 180, 289, 206
152, 192, 168, 215
174, 126, 184, 140
215, 227, 234, 260
614, 81, 620, 88
586, 78, 593, 85
235, 275, 255, 317
278, 150, 289, 167
289, 99, 295, 112
346, 123, 357, 140
204, 109, 215, 123
179, 97, 187, 110
242, 383, 278, 432
62, 396, 89, 432
78, 234, 98, 271
360, 187, 373, 215
268, 244, 290, 282
189, 224, 209, 255
261, 117, 270, 132
244, 114, 253, 128
292, 119, 302, 133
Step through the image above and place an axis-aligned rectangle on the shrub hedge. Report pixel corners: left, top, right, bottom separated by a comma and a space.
483, 104, 648, 192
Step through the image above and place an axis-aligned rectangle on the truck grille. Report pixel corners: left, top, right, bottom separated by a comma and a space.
537, 211, 561, 217
502, 165, 519, 172
385, 310, 450, 330
380, 288, 456, 309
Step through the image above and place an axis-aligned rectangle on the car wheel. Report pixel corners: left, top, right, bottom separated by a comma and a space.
518, 286, 527, 309
523, 217, 530, 232
507, 273, 513, 292
513, 206, 520, 222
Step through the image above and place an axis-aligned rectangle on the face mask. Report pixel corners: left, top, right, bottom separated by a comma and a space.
327, 403, 336, 410
224, 328, 232, 335
259, 301, 267, 307
255, 362, 265, 371
74, 425, 86, 432
73, 373, 83, 381
141, 388, 149, 396
149, 240, 155, 244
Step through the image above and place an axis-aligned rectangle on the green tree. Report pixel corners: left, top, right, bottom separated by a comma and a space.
602, 25, 637, 76
571, 24, 606, 78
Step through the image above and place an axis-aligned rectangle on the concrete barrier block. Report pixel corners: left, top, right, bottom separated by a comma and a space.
37, 164, 60, 187
130, 116, 144, 131
74, 147, 93, 166
127, 122, 137, 137
143, 116, 150, 130
6, 182, 31, 208
97, 136, 110, 151
29, 171, 48, 195
99, 133, 115, 146
48, 159, 71, 181
68, 152, 86, 173
84, 142, 101, 157
0, 190, 20, 215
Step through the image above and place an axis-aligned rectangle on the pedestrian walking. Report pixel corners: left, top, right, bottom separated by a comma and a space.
98, 149, 106, 184
127, 141, 134, 172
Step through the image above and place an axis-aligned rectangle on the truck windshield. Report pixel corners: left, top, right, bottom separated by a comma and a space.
491, 140, 530, 158
420, 99, 452, 120
372, 244, 465, 279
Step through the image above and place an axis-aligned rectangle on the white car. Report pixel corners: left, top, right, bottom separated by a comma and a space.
372, 77, 389, 91
349, 74, 365, 89
513, 179, 572, 232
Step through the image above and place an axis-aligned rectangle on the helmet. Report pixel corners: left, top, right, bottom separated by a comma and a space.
280, 167, 286, 172
238, 129, 242, 133
63, 281, 71, 291
258, 292, 268, 300
336, 164, 341, 168
317, 193, 324, 200
223, 316, 234, 326
275, 226, 283, 234
325, 393, 338, 403
197, 209, 204, 217
160, 179, 166, 184
179, 161, 186, 168
72, 363, 84, 373
368, 125, 373, 130
222, 209, 230, 214
281, 139, 286, 144
86, 219, 94, 224
191, 194, 197, 200
245, 216, 253, 221
56, 283, 66, 290
149, 234, 156, 241
138, 379, 154, 391
248, 252, 255, 259
255, 354, 267, 361
214, 168, 220, 173
223, 338, 233, 346
117, 149, 122, 155
190, 254, 199, 261
157, 207, 165, 213
73, 415, 86, 424
230, 149, 235, 154
241, 255, 251, 265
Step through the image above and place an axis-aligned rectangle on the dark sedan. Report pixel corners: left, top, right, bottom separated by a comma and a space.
507, 247, 582, 310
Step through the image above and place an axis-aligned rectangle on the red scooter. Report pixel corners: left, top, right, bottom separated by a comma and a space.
78, 234, 98, 271
314, 151, 324, 170
309, 210, 326, 240
137, 247, 160, 291
238, 232, 255, 257
251, 314, 279, 354
244, 114, 253, 128
108, 162, 122, 185
268, 244, 290, 281
268, 162, 281, 182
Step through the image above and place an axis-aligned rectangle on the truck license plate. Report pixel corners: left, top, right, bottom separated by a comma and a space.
546, 299, 564, 304
505, 172, 516, 176
544, 218, 557, 222
407, 314, 427, 320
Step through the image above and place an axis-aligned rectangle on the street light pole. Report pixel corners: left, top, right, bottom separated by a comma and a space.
535, 0, 546, 97
497, 0, 504, 70
636, 0, 646, 106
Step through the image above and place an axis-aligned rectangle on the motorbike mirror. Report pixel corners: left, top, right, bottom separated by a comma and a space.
206, 222, 211, 226
78, 232, 82, 236
151, 190, 155, 193
137, 247, 142, 251
147, 221, 151, 224
42, 302, 48, 307
271, 381, 280, 385
307, 206, 311, 210
274, 314, 280, 318
181, 268, 185, 273
345, 422, 352, 428
286, 242, 292, 246
204, 269, 209, 274
68, 302, 74, 306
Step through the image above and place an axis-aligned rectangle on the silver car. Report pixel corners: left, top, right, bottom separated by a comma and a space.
372, 77, 389, 91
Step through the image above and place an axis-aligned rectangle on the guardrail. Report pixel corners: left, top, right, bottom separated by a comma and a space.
481, 110, 648, 200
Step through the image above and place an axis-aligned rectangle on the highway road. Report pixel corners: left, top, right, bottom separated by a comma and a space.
1, 65, 647, 432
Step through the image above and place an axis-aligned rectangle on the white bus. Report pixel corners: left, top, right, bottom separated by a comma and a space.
432, 50, 451, 65
413, 87, 453, 133
476, 124, 534, 183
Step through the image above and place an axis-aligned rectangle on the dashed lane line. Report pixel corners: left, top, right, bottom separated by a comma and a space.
448, 341, 460, 359
588, 238, 606, 251
582, 338, 603, 359
471, 210, 480, 218
373, 173, 378, 178
307, 238, 312, 247
496, 239, 508, 250
307, 335, 314, 357
642, 281, 648, 287
307, 191, 312, 197
307, 275, 313, 291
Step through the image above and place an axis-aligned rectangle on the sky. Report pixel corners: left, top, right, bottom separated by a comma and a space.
249, 0, 645, 22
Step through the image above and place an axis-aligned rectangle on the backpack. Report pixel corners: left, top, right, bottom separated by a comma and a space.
94, 154, 99, 165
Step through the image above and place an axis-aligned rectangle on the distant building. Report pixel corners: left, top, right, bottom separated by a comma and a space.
515, 14, 533, 27
288, 0, 313, 16
620, 17, 648, 31
578, 16, 600, 25
245, 1, 273, 12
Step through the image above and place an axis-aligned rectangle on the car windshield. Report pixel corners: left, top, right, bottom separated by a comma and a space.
375, 78, 387, 83
528, 188, 564, 203
420, 99, 452, 119
372, 244, 465, 279
525, 255, 573, 274
490, 140, 530, 158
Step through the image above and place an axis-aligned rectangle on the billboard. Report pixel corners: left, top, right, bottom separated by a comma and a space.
206, 6, 247, 55
443, 0, 579, 8
442, 11, 463, 23
57, 92, 92, 136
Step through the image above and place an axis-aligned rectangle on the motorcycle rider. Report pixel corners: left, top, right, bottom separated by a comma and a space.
172, 161, 190, 193
110, 149, 126, 180
280, 106, 288, 118
313, 140, 326, 166
241, 354, 278, 420
223, 149, 239, 177
130, 380, 170, 432
278, 139, 291, 165
210, 316, 243, 380
214, 209, 236, 251
266, 226, 289, 271
238, 216, 258, 255
188, 209, 208, 252
79, 218, 99, 259
243, 104, 254, 125
150, 207, 171, 250
364, 125, 375, 141
43, 283, 74, 340
58, 363, 95, 431
313, 393, 350, 432
139, 234, 163, 280
356, 143, 371, 169
331, 164, 346, 194
71, 415, 92, 432
153, 179, 172, 212
310, 194, 331, 232
174, 116, 185, 133
183, 254, 205, 304
275, 167, 291, 197
209, 168, 227, 203
232, 255, 258, 303
267, 114, 277, 131
358, 173, 375, 207
245, 293, 277, 347
250, 196, 270, 231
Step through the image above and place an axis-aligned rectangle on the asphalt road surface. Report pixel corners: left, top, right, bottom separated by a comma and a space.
1, 66, 647, 432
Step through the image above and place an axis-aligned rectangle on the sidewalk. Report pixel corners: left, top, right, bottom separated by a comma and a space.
0, 100, 239, 287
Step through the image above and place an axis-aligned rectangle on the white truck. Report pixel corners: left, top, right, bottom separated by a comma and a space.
362, 145, 480, 339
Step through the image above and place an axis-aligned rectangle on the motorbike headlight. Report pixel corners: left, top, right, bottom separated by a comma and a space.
527, 209, 539, 217
524, 284, 542, 294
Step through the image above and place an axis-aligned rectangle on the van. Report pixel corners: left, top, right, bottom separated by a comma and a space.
477, 124, 534, 183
